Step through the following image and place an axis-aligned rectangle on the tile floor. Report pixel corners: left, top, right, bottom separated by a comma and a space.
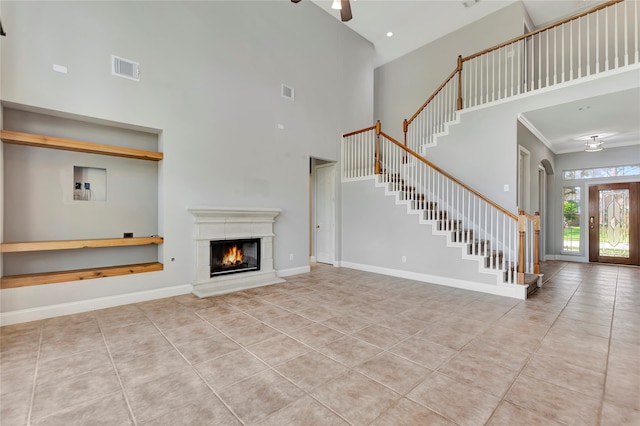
1, 261, 639, 425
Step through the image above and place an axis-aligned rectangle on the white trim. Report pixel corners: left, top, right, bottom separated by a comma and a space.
555, 254, 588, 262
341, 176, 376, 183
340, 261, 527, 300
518, 114, 555, 153
0, 284, 192, 326
314, 163, 337, 266
277, 265, 311, 277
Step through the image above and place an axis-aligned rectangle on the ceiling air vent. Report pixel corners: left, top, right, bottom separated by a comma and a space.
112, 55, 140, 81
281, 84, 295, 101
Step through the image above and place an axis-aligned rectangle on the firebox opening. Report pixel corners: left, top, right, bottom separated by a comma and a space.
210, 238, 260, 277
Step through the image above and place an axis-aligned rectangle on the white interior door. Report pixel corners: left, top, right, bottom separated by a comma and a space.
315, 163, 335, 265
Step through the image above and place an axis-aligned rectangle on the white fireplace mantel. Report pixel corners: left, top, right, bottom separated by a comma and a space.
188, 206, 284, 298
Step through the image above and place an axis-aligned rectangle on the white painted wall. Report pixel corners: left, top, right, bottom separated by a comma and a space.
374, 2, 526, 141
0, 0, 374, 316
341, 179, 496, 286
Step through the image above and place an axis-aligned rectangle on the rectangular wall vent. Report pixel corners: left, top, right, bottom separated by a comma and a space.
281, 83, 295, 101
112, 55, 140, 81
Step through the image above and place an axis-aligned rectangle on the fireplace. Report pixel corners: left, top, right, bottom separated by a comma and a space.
188, 207, 284, 298
210, 238, 260, 277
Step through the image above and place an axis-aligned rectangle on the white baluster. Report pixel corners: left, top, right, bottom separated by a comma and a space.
538, 32, 542, 88
545, 30, 549, 87
587, 13, 591, 76
553, 27, 557, 84
578, 16, 582, 78
606, 7, 610, 71
596, 10, 600, 73
635, 0, 639, 64
624, 0, 628, 66
562, 24, 566, 82
615, 2, 619, 68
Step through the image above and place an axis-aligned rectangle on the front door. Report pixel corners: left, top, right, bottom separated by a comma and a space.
588, 182, 640, 265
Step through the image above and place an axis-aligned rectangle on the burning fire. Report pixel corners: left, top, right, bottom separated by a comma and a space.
222, 245, 244, 265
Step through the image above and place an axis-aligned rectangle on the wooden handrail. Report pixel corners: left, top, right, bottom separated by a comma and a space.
379, 129, 518, 220
342, 125, 377, 138
462, 0, 623, 62
406, 66, 459, 125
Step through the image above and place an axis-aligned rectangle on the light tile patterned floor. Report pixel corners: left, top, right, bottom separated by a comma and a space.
1, 261, 639, 425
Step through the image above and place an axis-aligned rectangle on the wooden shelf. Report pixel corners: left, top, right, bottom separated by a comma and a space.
0, 262, 164, 289
0, 130, 163, 161
1, 237, 164, 253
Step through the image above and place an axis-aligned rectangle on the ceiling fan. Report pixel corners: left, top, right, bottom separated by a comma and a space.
291, 0, 352, 23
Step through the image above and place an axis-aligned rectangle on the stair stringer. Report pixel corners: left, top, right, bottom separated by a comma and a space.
393, 161, 520, 285
418, 111, 461, 155
360, 176, 527, 299
377, 176, 516, 286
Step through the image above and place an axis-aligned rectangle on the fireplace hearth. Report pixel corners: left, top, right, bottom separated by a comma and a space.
210, 238, 260, 277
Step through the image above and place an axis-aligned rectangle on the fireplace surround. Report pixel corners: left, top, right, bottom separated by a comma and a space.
188, 207, 284, 297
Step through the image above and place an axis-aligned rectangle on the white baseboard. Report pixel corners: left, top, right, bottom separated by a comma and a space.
0, 284, 193, 326
340, 261, 526, 300
277, 265, 311, 277
310, 256, 317, 263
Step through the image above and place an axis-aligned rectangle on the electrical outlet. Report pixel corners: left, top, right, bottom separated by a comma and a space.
123, 232, 133, 238
402, 256, 407, 263
289, 253, 294, 261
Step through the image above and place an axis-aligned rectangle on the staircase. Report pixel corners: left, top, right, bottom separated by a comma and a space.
340, 0, 637, 299
380, 168, 541, 297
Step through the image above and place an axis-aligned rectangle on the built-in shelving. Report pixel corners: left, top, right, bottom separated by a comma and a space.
0, 130, 163, 161
1, 237, 164, 253
1, 127, 164, 288
1, 262, 164, 289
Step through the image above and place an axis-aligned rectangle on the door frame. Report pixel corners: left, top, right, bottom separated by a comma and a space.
538, 165, 546, 260
588, 182, 639, 265
312, 161, 336, 265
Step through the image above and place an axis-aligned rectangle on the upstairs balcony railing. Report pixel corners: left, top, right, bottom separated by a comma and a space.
404, 0, 638, 152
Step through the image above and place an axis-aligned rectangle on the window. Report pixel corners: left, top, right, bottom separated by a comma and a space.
562, 186, 581, 253
563, 164, 640, 180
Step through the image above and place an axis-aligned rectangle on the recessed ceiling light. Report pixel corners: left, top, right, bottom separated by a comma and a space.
386, 31, 393, 37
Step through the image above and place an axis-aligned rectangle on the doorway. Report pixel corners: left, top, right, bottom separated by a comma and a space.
312, 161, 336, 265
588, 182, 639, 265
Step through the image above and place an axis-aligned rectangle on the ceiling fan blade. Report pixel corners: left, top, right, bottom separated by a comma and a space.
340, 0, 352, 22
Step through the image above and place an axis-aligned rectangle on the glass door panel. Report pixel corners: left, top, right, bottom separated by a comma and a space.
598, 188, 630, 258
589, 183, 639, 265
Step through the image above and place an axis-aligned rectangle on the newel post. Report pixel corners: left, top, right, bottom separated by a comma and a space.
456, 55, 463, 111
517, 210, 526, 285
402, 119, 408, 147
534, 212, 541, 274
375, 120, 381, 175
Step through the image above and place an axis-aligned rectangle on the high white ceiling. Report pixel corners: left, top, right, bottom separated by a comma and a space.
311, 0, 607, 67
310, 0, 639, 155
